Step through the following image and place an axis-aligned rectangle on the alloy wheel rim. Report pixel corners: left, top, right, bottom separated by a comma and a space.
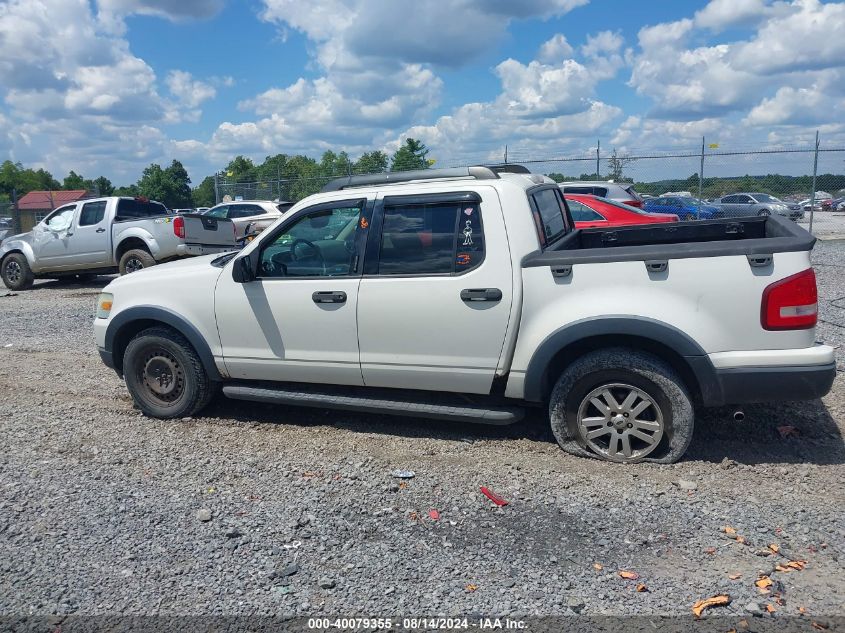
125, 258, 144, 273
577, 383, 664, 462
6, 260, 21, 283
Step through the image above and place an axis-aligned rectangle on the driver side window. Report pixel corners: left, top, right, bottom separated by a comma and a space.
258, 203, 363, 278
45, 205, 77, 232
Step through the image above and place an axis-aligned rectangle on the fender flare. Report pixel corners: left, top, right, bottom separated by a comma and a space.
104, 305, 222, 380
522, 316, 720, 404
113, 228, 159, 261
0, 240, 37, 272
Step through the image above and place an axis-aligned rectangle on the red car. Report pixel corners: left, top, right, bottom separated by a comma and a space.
565, 194, 679, 229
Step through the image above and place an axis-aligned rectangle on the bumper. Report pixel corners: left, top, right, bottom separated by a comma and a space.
175, 243, 237, 257
713, 362, 836, 405
98, 346, 116, 371
695, 345, 836, 406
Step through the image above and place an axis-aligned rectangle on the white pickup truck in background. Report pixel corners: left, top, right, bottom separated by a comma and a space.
93, 167, 835, 464
0, 196, 237, 290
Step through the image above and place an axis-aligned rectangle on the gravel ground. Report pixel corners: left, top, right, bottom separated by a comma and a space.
0, 242, 844, 623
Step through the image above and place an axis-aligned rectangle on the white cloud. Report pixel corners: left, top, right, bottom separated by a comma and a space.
166, 70, 216, 108
538, 34, 573, 64
95, 0, 224, 33
731, 0, 845, 75
694, 0, 771, 30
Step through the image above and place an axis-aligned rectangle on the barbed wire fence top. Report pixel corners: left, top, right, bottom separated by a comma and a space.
213, 138, 845, 235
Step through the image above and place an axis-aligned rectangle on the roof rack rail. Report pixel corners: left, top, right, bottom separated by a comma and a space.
484, 164, 531, 175
321, 165, 500, 192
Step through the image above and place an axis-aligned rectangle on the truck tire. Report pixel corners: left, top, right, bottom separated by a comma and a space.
123, 326, 217, 419
119, 248, 156, 275
1, 253, 34, 291
549, 348, 694, 464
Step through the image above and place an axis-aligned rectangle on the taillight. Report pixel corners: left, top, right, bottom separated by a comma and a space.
761, 269, 817, 330
173, 216, 185, 239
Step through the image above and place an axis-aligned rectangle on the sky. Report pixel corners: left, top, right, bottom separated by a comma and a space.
0, 0, 844, 186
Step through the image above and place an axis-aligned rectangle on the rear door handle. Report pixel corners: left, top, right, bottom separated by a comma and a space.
96, 228, 106, 233
312, 291, 347, 304
460, 288, 502, 302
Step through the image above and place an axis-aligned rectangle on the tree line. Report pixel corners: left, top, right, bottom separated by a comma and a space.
4, 137, 840, 211
0, 138, 432, 210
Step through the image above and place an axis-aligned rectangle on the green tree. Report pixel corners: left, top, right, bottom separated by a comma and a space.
0, 160, 61, 198
136, 161, 192, 208
193, 176, 216, 207
164, 160, 193, 208
63, 170, 86, 190
114, 184, 140, 197
92, 176, 114, 197
547, 172, 567, 183
390, 138, 430, 172
319, 150, 353, 177
354, 151, 388, 174
224, 155, 258, 183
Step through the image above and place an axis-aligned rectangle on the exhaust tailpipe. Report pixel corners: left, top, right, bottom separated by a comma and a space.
733, 410, 745, 422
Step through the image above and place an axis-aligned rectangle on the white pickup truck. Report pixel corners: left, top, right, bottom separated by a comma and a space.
93, 167, 835, 464
0, 196, 237, 290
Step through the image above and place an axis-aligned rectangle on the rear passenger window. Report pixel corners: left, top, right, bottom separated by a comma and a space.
567, 199, 604, 222
531, 188, 569, 246
79, 201, 107, 226
378, 202, 483, 275
116, 199, 168, 220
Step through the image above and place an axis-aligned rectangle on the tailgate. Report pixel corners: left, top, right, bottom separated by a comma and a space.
181, 214, 236, 247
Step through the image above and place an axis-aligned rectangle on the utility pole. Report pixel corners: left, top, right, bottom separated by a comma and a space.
809, 130, 819, 235
596, 140, 600, 178
12, 187, 20, 235
504, 145, 508, 164
697, 136, 705, 220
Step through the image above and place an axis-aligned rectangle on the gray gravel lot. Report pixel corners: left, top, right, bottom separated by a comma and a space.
0, 241, 844, 623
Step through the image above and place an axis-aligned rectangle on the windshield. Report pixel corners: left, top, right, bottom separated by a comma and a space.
753, 194, 781, 203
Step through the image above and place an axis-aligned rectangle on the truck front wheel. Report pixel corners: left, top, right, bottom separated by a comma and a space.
119, 248, 155, 275
549, 348, 694, 464
1, 253, 34, 291
123, 327, 216, 418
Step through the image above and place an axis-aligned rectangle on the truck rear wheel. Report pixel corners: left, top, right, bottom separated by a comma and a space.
123, 327, 216, 418
1, 253, 34, 291
549, 348, 694, 464
119, 248, 155, 275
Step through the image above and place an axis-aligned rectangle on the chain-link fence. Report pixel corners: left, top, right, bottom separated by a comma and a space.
0, 201, 13, 240
213, 138, 845, 236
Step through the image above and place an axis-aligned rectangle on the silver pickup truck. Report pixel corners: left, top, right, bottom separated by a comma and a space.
0, 196, 237, 290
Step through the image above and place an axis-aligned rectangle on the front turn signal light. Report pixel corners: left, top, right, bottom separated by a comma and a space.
96, 293, 114, 319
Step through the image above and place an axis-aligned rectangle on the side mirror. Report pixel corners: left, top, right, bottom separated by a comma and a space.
232, 254, 256, 283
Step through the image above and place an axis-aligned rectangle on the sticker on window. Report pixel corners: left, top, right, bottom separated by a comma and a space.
456, 253, 471, 265
462, 220, 474, 246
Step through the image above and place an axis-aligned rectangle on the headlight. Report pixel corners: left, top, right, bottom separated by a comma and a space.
96, 292, 114, 319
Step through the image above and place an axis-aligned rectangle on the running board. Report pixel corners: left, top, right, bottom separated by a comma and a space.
221, 384, 524, 425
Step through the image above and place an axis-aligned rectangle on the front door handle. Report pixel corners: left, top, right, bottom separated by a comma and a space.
312, 291, 347, 304
460, 288, 502, 302
96, 227, 106, 233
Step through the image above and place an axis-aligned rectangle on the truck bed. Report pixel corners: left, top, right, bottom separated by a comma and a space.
523, 215, 814, 267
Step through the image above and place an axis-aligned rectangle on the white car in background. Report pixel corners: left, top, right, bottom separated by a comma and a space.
204, 201, 294, 239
